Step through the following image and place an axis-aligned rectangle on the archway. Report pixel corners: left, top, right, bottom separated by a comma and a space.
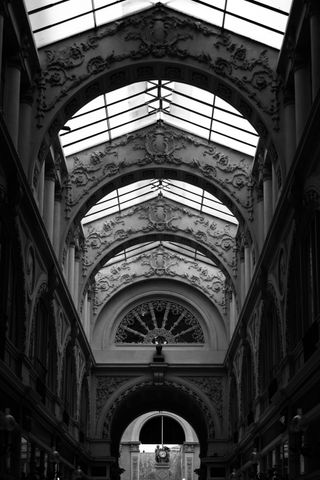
120, 411, 200, 480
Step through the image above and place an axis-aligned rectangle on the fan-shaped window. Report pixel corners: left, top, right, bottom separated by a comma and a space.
115, 300, 205, 344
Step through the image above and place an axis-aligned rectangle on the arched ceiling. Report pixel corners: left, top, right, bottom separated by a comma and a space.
25, 0, 292, 357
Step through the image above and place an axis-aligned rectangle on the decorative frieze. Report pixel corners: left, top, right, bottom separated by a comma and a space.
93, 245, 226, 317
183, 376, 224, 422
96, 376, 131, 421
64, 123, 253, 223
36, 6, 279, 131
82, 195, 237, 283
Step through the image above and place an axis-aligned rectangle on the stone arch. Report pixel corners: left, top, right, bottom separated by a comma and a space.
80, 193, 237, 279
96, 375, 221, 458
93, 247, 227, 321
81, 232, 236, 311
92, 278, 228, 357
31, 5, 281, 178
125, 411, 198, 444
62, 122, 252, 224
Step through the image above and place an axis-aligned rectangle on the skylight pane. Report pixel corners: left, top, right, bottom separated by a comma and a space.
64, 107, 106, 133
27, 0, 292, 50
107, 82, 147, 103
210, 131, 256, 156
61, 120, 107, 148
110, 115, 156, 140
95, 0, 155, 27
169, 179, 203, 198
259, 0, 292, 10
26, 0, 57, 10
73, 96, 105, 117
163, 111, 209, 139
29, 0, 92, 30
211, 119, 257, 147
228, 0, 287, 32
214, 97, 242, 115
171, 91, 213, 119
224, 15, 282, 49
213, 109, 257, 135
164, 190, 199, 210
174, 83, 214, 106
166, 0, 224, 28
63, 131, 110, 157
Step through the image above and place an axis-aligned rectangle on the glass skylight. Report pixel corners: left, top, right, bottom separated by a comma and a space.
25, 0, 293, 50
82, 178, 238, 226
60, 80, 258, 157
103, 240, 218, 269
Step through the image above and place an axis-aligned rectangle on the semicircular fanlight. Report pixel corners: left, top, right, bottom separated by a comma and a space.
115, 299, 204, 344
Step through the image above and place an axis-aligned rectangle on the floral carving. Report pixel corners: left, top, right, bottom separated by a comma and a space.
94, 245, 227, 315
96, 376, 131, 421
65, 123, 252, 221
37, 5, 279, 129
82, 195, 236, 280
185, 376, 224, 421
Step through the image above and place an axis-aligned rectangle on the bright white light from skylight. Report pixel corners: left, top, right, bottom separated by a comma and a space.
26, 0, 293, 50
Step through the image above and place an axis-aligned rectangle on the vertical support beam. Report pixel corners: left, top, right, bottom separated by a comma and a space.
0, 13, 4, 91
263, 168, 273, 238
229, 291, 237, 338
43, 170, 56, 243
272, 162, 278, 212
68, 243, 75, 298
38, 161, 45, 216
18, 93, 33, 170
240, 249, 245, 305
53, 193, 62, 256
256, 188, 264, 250
283, 94, 296, 169
3, 60, 21, 148
82, 292, 88, 330
244, 241, 251, 295
86, 288, 92, 340
294, 55, 311, 144
74, 253, 81, 310
310, 4, 320, 100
